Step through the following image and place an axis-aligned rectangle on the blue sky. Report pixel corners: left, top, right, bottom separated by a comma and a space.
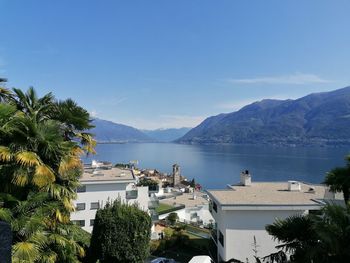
1, 0, 350, 129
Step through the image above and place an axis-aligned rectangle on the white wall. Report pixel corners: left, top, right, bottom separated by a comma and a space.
71, 182, 150, 233
158, 204, 214, 226
128, 186, 149, 211
216, 209, 306, 262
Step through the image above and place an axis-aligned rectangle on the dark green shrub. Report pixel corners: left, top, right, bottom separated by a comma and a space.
87, 200, 151, 263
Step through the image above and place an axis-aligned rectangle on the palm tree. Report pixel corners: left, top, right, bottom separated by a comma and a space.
324, 155, 350, 204
0, 87, 95, 262
265, 204, 350, 263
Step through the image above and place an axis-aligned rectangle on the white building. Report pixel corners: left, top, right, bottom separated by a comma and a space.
70, 161, 151, 233
206, 171, 343, 263
158, 191, 214, 227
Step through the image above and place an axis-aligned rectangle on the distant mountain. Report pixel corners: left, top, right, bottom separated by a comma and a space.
142, 127, 192, 142
91, 118, 153, 143
177, 87, 350, 146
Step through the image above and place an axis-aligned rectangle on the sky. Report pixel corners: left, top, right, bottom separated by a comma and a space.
1, 0, 350, 129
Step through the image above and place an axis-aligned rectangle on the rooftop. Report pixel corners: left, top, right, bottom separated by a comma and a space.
207, 182, 339, 207
160, 191, 209, 207
80, 165, 135, 183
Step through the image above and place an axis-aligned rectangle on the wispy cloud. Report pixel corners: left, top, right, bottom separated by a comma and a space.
226, 73, 331, 85
90, 110, 98, 117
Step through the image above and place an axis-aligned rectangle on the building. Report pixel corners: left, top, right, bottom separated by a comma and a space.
70, 161, 152, 233
206, 171, 343, 263
172, 164, 181, 186
158, 191, 214, 227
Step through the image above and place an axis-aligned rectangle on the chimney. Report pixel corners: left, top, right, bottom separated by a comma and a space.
240, 170, 251, 186
288, 181, 301, 191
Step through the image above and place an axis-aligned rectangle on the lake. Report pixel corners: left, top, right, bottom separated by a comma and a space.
83, 143, 350, 189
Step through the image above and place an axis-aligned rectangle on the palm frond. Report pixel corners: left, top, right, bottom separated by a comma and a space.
33, 164, 55, 187
12, 170, 30, 187
12, 241, 40, 263
76, 132, 96, 154
59, 156, 82, 175
0, 146, 12, 162
62, 197, 75, 212
0, 207, 12, 222
16, 151, 41, 166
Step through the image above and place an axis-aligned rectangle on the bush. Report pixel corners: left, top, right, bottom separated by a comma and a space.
87, 200, 152, 263
137, 178, 159, 191
167, 212, 179, 225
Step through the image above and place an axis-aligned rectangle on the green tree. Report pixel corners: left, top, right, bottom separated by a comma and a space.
88, 199, 151, 263
324, 155, 350, 204
265, 204, 350, 263
0, 86, 95, 262
137, 178, 159, 191
190, 178, 196, 188
167, 212, 179, 225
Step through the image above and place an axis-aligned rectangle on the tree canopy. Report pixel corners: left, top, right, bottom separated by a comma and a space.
265, 204, 350, 263
0, 85, 95, 262
324, 155, 350, 204
88, 199, 152, 263
137, 178, 159, 191
263, 154, 350, 263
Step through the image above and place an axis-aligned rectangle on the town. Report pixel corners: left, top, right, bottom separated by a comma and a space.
71, 160, 344, 262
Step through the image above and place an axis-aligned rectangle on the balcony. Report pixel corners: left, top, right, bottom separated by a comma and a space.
126, 190, 138, 199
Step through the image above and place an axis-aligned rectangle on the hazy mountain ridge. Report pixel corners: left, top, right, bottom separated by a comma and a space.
177, 87, 350, 146
91, 118, 153, 143
142, 127, 191, 142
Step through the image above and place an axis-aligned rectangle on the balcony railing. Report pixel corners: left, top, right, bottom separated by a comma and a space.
126, 190, 138, 199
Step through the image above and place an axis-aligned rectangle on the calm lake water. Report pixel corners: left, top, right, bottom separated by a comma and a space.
83, 143, 350, 189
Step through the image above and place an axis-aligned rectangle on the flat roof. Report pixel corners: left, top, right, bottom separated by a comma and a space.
160, 191, 209, 208
80, 166, 135, 183
207, 182, 340, 206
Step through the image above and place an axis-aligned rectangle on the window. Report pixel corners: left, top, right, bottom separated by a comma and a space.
73, 220, 85, 227
219, 231, 224, 247
77, 185, 86, 193
76, 203, 86, 211
90, 202, 100, 210
213, 201, 218, 213
90, 219, 95, 226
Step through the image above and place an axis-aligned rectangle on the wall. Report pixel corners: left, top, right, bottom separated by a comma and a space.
218, 209, 307, 262
70, 182, 149, 233
128, 186, 150, 211
159, 204, 213, 226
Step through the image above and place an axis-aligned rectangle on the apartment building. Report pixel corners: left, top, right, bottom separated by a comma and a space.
206, 171, 343, 262
70, 161, 152, 233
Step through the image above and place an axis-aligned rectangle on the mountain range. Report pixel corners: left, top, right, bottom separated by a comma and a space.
90, 119, 152, 143
176, 86, 350, 146
142, 128, 191, 142
90, 119, 190, 143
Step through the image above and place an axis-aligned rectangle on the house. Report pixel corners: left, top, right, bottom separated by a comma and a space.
158, 191, 214, 227
206, 171, 343, 263
70, 161, 153, 233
